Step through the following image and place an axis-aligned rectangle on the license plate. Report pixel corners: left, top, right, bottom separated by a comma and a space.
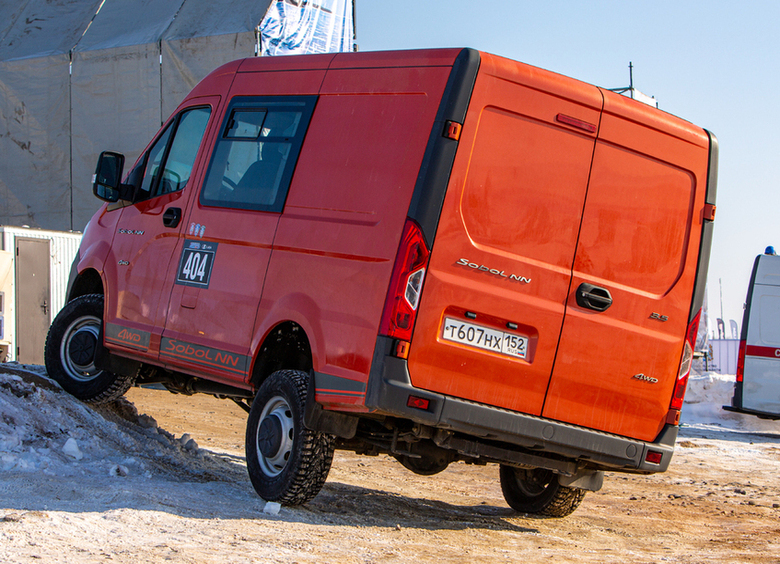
441, 317, 527, 359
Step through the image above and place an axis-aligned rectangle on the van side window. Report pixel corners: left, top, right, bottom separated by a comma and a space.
138, 106, 212, 199
200, 96, 316, 213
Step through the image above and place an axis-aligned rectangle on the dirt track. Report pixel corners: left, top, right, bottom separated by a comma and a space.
121, 387, 780, 563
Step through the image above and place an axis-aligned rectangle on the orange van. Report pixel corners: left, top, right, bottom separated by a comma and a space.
45, 48, 718, 517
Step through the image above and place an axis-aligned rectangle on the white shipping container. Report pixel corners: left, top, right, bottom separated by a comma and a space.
0, 226, 82, 363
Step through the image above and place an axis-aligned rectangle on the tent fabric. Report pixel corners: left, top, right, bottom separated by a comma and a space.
162, 0, 272, 39
0, 55, 72, 229
70, 44, 164, 230
72, 0, 186, 52
0, 3, 28, 46
160, 0, 273, 118
161, 33, 259, 118
0, 0, 104, 61
0, 0, 354, 232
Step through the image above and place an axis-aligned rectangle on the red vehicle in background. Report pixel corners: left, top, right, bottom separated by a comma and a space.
46, 48, 718, 517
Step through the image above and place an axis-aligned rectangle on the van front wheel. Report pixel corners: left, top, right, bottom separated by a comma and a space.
245, 370, 335, 505
499, 465, 586, 517
44, 294, 136, 404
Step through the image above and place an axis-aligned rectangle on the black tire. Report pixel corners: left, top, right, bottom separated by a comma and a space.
499, 465, 586, 517
245, 369, 335, 505
44, 294, 136, 404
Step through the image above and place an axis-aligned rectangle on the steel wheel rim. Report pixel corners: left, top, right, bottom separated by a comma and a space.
255, 395, 295, 478
60, 315, 102, 382
514, 468, 554, 497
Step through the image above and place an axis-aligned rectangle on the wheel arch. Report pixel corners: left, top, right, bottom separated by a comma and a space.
249, 320, 314, 389
248, 292, 326, 389
67, 268, 105, 301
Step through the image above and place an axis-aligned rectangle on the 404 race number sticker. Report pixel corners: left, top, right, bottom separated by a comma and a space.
176, 240, 218, 288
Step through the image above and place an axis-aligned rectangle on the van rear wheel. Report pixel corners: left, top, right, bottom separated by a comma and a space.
245, 370, 335, 505
44, 294, 136, 404
499, 465, 586, 517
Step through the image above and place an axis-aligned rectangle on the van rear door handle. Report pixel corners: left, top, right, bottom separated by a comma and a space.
575, 283, 613, 312
163, 207, 182, 228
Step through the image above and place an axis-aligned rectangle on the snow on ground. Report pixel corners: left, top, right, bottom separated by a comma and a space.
0, 365, 265, 519
682, 371, 780, 433
0, 365, 246, 487
1, 365, 773, 489
0, 364, 778, 563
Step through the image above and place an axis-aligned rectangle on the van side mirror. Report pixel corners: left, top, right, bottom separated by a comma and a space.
93, 151, 125, 202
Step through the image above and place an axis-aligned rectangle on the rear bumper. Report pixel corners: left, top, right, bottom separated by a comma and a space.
723, 404, 780, 420
365, 336, 677, 473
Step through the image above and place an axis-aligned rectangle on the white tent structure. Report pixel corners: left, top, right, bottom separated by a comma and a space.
0, 0, 355, 232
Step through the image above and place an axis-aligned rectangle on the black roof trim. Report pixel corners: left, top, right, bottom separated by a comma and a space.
689, 130, 719, 323
407, 48, 481, 249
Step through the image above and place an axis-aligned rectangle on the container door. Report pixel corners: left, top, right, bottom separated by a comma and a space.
542, 93, 711, 441
407, 55, 602, 416
15, 238, 50, 364
103, 102, 215, 359
740, 255, 780, 415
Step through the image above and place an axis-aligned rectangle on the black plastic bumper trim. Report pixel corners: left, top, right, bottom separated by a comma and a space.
365, 335, 677, 473
722, 404, 780, 421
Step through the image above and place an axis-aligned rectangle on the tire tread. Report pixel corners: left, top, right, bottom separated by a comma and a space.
246, 369, 334, 506
499, 464, 586, 518
44, 294, 136, 405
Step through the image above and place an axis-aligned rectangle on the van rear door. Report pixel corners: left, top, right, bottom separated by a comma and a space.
541, 92, 713, 441
406, 53, 602, 416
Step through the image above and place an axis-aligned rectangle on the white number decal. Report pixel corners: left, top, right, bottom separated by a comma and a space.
195, 254, 207, 281
181, 252, 209, 282
182, 253, 194, 280
176, 242, 218, 288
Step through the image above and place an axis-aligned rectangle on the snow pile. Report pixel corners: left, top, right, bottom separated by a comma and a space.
681, 372, 779, 433
0, 366, 245, 483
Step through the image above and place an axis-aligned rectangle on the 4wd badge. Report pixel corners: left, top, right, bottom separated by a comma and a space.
176, 240, 218, 288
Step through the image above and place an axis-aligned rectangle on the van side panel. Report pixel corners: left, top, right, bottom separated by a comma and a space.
740, 255, 780, 415
407, 53, 602, 416
542, 91, 711, 441
257, 61, 454, 408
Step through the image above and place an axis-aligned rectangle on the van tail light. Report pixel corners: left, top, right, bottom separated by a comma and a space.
736, 339, 746, 382
669, 309, 701, 413
379, 219, 430, 343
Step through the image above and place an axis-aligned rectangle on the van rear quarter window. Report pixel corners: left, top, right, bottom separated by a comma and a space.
200, 96, 316, 213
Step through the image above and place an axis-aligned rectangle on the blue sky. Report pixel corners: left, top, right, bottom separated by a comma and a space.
356, 1, 779, 337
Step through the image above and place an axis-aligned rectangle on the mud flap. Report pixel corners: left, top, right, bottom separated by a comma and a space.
559, 469, 604, 492
304, 371, 359, 439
